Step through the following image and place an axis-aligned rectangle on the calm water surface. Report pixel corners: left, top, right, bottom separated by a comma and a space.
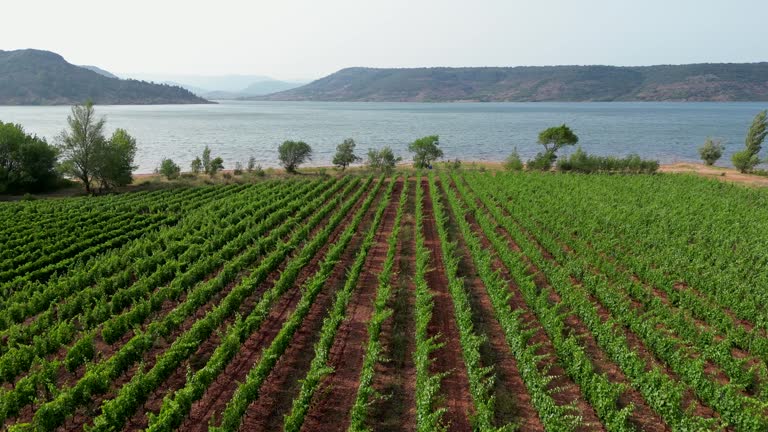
0, 101, 765, 173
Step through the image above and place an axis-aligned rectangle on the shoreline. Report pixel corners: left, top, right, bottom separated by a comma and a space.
133, 161, 768, 187
3, 161, 765, 202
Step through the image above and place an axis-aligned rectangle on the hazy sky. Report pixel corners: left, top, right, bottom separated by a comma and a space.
2, 0, 766, 81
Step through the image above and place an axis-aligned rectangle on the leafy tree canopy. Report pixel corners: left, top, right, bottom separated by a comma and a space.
57, 101, 107, 193
0, 121, 60, 194
93, 128, 137, 192
367, 147, 401, 174
159, 158, 181, 179
408, 135, 443, 168
332, 138, 361, 170
278, 140, 312, 173
538, 124, 579, 154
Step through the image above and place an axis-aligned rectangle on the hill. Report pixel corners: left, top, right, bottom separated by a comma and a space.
120, 73, 305, 99
259, 64, 768, 102
0, 49, 211, 105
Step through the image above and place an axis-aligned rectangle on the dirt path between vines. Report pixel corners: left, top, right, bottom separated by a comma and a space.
439, 180, 545, 431
368, 177, 417, 432
178, 182, 378, 432
231, 182, 387, 432
300, 179, 402, 431
420, 178, 473, 431
127, 183, 367, 431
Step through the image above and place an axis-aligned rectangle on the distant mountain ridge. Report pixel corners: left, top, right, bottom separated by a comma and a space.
0, 49, 210, 105
259, 64, 768, 102
120, 73, 305, 99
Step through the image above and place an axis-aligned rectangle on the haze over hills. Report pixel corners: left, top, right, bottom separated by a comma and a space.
79, 65, 119, 79
0, 49, 209, 105
120, 73, 306, 99
258, 64, 768, 102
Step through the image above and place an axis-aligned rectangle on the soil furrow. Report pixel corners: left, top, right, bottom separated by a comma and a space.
440, 181, 545, 431
299, 179, 403, 431
420, 178, 473, 431
230, 183, 387, 432
174, 182, 374, 432
368, 177, 418, 432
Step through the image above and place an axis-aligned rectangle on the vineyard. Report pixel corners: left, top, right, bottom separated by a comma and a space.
2, 171, 768, 431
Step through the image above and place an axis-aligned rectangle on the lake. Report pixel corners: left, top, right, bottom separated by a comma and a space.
0, 101, 765, 173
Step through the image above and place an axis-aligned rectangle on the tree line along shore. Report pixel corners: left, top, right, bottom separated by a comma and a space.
1, 102, 767, 197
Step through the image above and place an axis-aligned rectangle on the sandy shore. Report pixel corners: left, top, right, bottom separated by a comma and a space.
658, 163, 768, 187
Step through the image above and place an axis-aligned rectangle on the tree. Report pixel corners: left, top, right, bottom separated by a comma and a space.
159, 158, 181, 179
207, 157, 224, 176
408, 135, 443, 168
278, 140, 312, 173
0, 121, 60, 194
57, 101, 106, 194
745, 110, 767, 156
504, 148, 524, 171
202, 146, 212, 174
367, 147, 401, 174
93, 129, 137, 192
732, 150, 759, 173
698, 138, 724, 166
247, 156, 256, 172
732, 111, 767, 173
332, 138, 361, 171
537, 124, 578, 162
190, 157, 202, 174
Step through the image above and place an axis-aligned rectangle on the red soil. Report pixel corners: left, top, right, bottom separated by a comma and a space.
299, 179, 402, 431
420, 178, 473, 431
230, 183, 387, 432
471, 183, 721, 427
176, 183, 377, 432
440, 181, 545, 431
125, 184, 368, 430
456, 185, 605, 432
367, 177, 418, 431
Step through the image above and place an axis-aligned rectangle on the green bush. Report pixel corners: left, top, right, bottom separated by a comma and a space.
527, 151, 555, 171
732, 149, 759, 173
0, 121, 60, 194
367, 147, 401, 174
332, 138, 361, 171
408, 135, 443, 168
159, 158, 181, 179
556, 147, 659, 174
190, 157, 202, 174
698, 138, 724, 166
504, 149, 524, 171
